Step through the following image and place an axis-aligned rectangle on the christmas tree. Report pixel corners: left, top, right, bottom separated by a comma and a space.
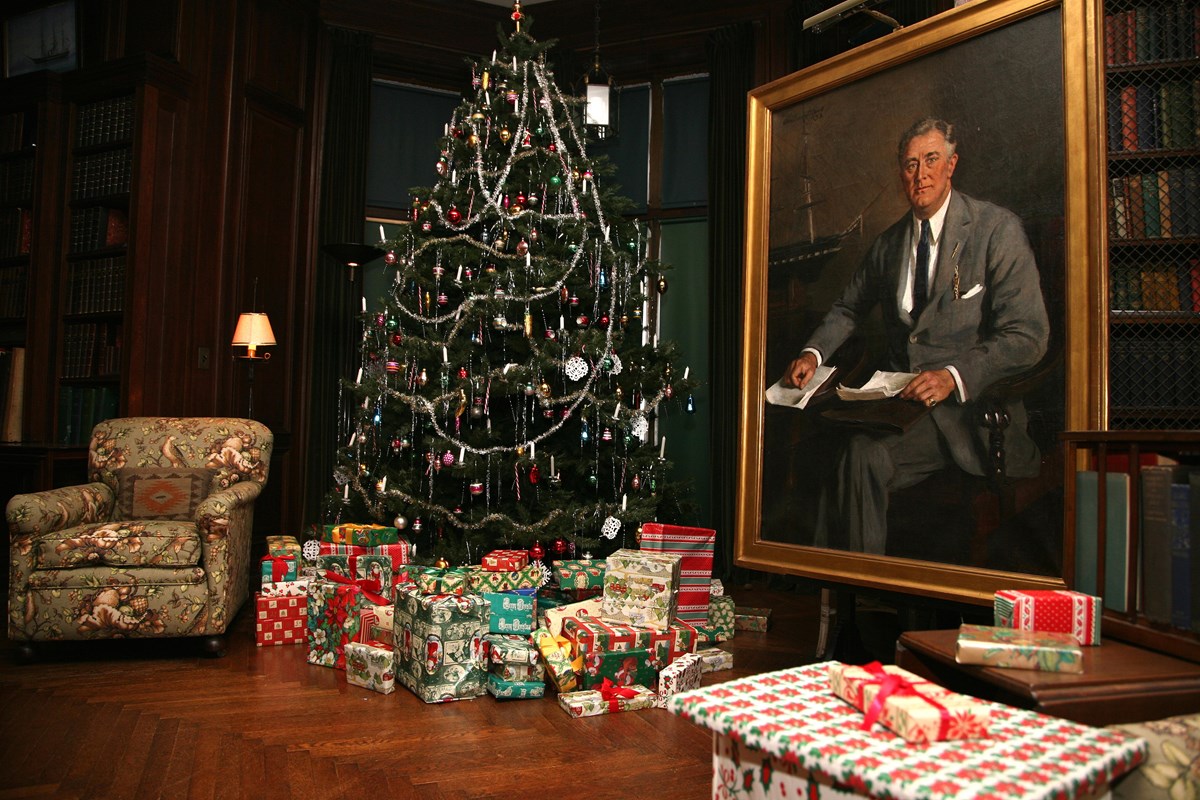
330, 6, 695, 568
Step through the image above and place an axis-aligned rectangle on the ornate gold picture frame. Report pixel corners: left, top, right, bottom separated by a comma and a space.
735, 0, 1100, 604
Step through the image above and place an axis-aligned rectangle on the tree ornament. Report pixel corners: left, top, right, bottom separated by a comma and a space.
575, 314, 589, 327
631, 473, 641, 490
529, 540, 545, 562
565, 356, 589, 381
471, 398, 485, 418
686, 394, 696, 413
442, 450, 455, 467
448, 206, 462, 223
302, 538, 321, 562
657, 276, 668, 294
664, 384, 674, 399
412, 518, 424, 533
601, 516, 621, 539
458, 365, 469, 379
436, 157, 449, 176
386, 360, 401, 373
391, 333, 403, 346
587, 473, 598, 487
529, 463, 541, 484
384, 250, 397, 265
434, 555, 450, 569
375, 313, 388, 328
539, 381, 552, 398
601, 427, 614, 443
550, 537, 569, 558
580, 420, 590, 443
499, 126, 511, 143
516, 239, 529, 256
394, 514, 408, 530
469, 480, 484, 496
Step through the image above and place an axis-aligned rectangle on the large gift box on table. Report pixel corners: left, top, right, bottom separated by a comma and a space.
255, 594, 307, 646
602, 548, 681, 630
345, 641, 396, 694
829, 662, 989, 743
306, 574, 389, 668
669, 663, 1148, 800
563, 614, 698, 667
638, 522, 715, 623
955, 624, 1084, 673
994, 589, 1102, 645
322, 522, 400, 547
559, 680, 657, 718
393, 584, 487, 703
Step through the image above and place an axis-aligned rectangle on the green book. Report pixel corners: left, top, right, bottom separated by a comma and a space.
1074, 471, 1130, 613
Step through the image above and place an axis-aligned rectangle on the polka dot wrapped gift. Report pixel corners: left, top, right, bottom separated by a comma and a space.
994, 589, 1102, 645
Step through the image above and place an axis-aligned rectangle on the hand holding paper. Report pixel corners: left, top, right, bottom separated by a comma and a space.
765, 365, 837, 410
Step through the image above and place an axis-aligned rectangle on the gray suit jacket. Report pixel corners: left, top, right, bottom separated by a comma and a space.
805, 190, 1050, 477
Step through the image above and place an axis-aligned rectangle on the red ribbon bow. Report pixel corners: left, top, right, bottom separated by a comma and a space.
261, 555, 294, 583
858, 661, 951, 740
598, 677, 638, 713
323, 571, 390, 606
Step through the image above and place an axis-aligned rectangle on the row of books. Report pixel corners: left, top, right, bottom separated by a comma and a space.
56, 384, 118, 447
1074, 461, 1200, 633
0, 156, 34, 205
66, 256, 126, 316
0, 109, 36, 153
0, 266, 28, 319
1109, 333, 1200, 408
1108, 167, 1200, 239
1111, 259, 1200, 311
70, 207, 128, 254
60, 322, 121, 380
75, 95, 134, 149
1106, 79, 1198, 153
0, 346, 25, 442
0, 208, 32, 258
70, 148, 132, 201
1104, 4, 1200, 66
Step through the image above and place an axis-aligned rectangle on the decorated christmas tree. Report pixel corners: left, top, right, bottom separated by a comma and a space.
329, 6, 695, 568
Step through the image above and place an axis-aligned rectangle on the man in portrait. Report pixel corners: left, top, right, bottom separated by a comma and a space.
782, 117, 1050, 555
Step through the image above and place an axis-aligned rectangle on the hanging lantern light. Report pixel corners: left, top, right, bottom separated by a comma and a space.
581, 0, 619, 141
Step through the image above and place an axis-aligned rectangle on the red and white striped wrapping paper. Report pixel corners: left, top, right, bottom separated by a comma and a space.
994, 589, 1102, 645
638, 522, 715, 623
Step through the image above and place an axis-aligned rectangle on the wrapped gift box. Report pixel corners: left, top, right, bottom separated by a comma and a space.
542, 597, 603, 637
255, 594, 307, 646
956, 624, 1085, 673
535, 586, 575, 614
695, 646, 733, 673
705, 596, 736, 642
465, 564, 543, 593
354, 553, 393, 587
355, 604, 394, 644
709, 578, 724, 597
487, 674, 545, 700
828, 661, 990, 743
559, 681, 657, 718
322, 522, 400, 547
533, 626, 581, 692
994, 589, 1102, 646
563, 614, 698, 668
483, 633, 540, 669
306, 574, 388, 668
369, 623, 394, 647
345, 641, 396, 694
314, 554, 350, 578
656, 652, 702, 708
580, 647, 658, 691
317, 540, 414, 567
670, 663, 1148, 800
261, 554, 299, 585
638, 522, 715, 623
393, 584, 488, 703
552, 558, 606, 595
602, 548, 681, 630
734, 606, 772, 632
411, 566, 469, 596
260, 578, 311, 598
266, 534, 303, 559
482, 549, 529, 572
483, 591, 536, 634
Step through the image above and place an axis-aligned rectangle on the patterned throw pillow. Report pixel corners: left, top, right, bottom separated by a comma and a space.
115, 468, 212, 520
1109, 714, 1200, 800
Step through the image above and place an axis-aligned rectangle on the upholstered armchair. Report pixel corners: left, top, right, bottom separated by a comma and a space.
7, 417, 272, 659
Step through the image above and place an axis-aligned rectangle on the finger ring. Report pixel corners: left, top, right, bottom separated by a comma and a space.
926, 398, 936, 407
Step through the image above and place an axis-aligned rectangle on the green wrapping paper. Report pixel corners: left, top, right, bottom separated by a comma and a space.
306, 574, 388, 669
559, 681, 657, 717
487, 674, 546, 700
532, 626, 581, 692
704, 596, 735, 642
322, 522, 401, 546
393, 584, 488, 703
552, 559, 605, 591
483, 591, 535, 634
345, 641, 396, 694
579, 647, 658, 690
411, 566, 469, 595
955, 624, 1084, 672
465, 564, 544, 592
602, 548, 681, 630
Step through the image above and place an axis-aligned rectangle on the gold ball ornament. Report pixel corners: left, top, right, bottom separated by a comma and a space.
434, 556, 450, 569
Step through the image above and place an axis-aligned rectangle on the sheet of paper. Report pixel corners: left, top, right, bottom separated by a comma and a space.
835, 370, 917, 401
764, 365, 836, 410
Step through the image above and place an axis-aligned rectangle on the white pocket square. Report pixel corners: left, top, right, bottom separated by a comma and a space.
961, 283, 984, 299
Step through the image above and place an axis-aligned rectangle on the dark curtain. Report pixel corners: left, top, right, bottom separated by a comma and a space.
706, 23, 756, 580
304, 26, 373, 531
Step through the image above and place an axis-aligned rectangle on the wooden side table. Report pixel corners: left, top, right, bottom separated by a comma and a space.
896, 628, 1200, 726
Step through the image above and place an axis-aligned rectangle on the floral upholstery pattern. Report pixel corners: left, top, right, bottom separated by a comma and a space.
7, 417, 272, 643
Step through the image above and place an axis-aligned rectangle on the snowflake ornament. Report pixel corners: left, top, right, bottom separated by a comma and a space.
630, 413, 650, 439
600, 516, 621, 539
565, 356, 589, 381
301, 539, 321, 563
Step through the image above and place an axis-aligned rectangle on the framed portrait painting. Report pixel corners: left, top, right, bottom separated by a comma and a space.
734, 0, 1101, 604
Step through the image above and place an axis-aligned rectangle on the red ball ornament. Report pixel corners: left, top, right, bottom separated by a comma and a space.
469, 481, 484, 496
599, 314, 610, 327
548, 143, 557, 152
529, 541, 545, 561
391, 333, 403, 346
448, 207, 462, 223
575, 314, 589, 326
457, 365, 468, 379
385, 250, 397, 265
550, 537, 569, 558
375, 313, 387, 328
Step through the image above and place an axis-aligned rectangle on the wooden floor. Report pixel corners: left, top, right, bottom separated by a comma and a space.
0, 583, 822, 800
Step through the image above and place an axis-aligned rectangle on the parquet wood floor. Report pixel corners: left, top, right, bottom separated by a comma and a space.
0, 583, 821, 800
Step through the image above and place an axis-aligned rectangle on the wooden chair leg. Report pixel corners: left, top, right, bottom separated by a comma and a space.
12, 642, 37, 665
199, 635, 227, 658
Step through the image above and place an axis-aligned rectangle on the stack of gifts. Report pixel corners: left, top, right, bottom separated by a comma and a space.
828, 661, 991, 743
948, 588, 1100, 674
312, 523, 415, 590
638, 523, 715, 624
255, 535, 310, 646
393, 583, 488, 703
483, 633, 545, 699
307, 571, 390, 669
602, 548, 682, 629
